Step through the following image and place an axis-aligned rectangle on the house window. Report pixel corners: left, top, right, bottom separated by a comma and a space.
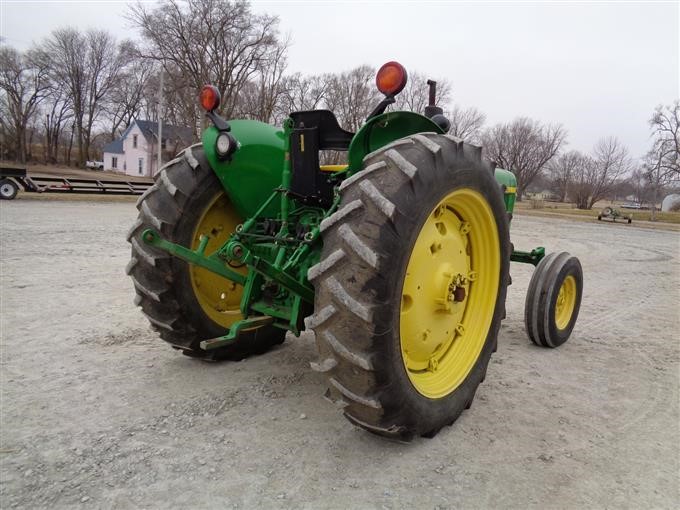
133, 134, 138, 149
161, 138, 167, 150
111, 156, 118, 169
138, 158, 144, 175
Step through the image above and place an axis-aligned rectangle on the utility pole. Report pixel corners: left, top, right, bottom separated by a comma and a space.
157, 69, 164, 176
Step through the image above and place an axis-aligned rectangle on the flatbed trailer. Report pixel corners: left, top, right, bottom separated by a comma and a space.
0, 166, 153, 200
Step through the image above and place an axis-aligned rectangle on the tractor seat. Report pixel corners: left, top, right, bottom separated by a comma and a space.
289, 110, 354, 151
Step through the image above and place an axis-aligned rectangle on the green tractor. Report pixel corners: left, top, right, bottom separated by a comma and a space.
127, 62, 583, 440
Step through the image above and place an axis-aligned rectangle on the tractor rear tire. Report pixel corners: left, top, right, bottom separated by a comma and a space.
306, 134, 510, 440
127, 145, 285, 360
524, 252, 582, 348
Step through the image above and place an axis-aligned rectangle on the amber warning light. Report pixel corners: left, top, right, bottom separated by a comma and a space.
376, 61, 408, 96
200, 85, 221, 112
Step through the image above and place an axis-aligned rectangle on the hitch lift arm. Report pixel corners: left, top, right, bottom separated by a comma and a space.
141, 229, 247, 285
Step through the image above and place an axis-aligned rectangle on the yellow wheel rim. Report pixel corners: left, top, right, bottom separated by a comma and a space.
400, 188, 500, 399
189, 191, 245, 329
554, 275, 577, 330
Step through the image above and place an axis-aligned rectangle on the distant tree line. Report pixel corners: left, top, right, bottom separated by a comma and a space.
544, 102, 679, 214
1, 0, 678, 212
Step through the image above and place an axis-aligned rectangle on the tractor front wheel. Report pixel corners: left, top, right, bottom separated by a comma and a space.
307, 134, 510, 440
127, 145, 285, 360
524, 252, 583, 348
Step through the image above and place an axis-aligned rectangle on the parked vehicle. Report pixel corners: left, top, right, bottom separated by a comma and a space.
86, 160, 104, 170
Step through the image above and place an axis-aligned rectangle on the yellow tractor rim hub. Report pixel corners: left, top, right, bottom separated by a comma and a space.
555, 275, 577, 330
189, 191, 245, 329
400, 188, 500, 399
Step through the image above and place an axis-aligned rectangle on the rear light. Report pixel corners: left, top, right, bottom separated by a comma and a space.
216, 133, 231, 156
200, 85, 221, 112
215, 132, 237, 160
376, 61, 408, 96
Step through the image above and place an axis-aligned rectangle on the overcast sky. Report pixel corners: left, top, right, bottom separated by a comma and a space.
1, 0, 678, 159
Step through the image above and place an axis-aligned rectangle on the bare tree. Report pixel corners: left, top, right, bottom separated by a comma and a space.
649, 101, 679, 178
447, 105, 486, 142
41, 29, 86, 164
234, 35, 290, 124
393, 71, 451, 114
629, 167, 650, 206
83, 33, 133, 159
42, 88, 73, 163
482, 117, 566, 200
547, 150, 586, 202
571, 137, 631, 209
643, 149, 675, 220
128, 0, 284, 131
42, 28, 130, 164
0, 100, 11, 159
324, 65, 381, 132
0, 45, 50, 162
105, 51, 154, 139
277, 72, 329, 117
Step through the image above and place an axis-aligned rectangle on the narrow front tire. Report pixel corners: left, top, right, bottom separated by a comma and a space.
524, 252, 583, 348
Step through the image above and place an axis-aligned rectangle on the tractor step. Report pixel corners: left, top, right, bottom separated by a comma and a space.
199, 315, 275, 350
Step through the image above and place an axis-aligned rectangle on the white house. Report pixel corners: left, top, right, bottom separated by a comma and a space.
103, 120, 193, 177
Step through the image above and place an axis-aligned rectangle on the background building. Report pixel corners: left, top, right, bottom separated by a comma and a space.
102, 120, 192, 177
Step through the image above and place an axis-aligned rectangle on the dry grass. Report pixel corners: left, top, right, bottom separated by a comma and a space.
515, 201, 680, 224
514, 201, 680, 231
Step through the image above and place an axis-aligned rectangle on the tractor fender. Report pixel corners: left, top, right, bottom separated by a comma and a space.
203, 120, 285, 219
347, 111, 444, 172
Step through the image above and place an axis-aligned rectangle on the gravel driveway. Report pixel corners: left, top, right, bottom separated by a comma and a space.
1, 198, 678, 509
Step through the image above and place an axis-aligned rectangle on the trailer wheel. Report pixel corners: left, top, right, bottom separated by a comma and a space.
524, 252, 583, 348
307, 134, 510, 440
127, 146, 285, 360
0, 178, 18, 200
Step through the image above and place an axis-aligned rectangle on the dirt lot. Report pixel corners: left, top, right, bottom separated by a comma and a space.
1, 198, 678, 509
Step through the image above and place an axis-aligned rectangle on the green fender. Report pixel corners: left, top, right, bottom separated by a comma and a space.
347, 111, 445, 172
203, 120, 285, 220
493, 168, 517, 214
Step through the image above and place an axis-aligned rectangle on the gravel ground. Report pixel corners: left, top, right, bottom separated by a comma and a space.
1, 199, 678, 509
